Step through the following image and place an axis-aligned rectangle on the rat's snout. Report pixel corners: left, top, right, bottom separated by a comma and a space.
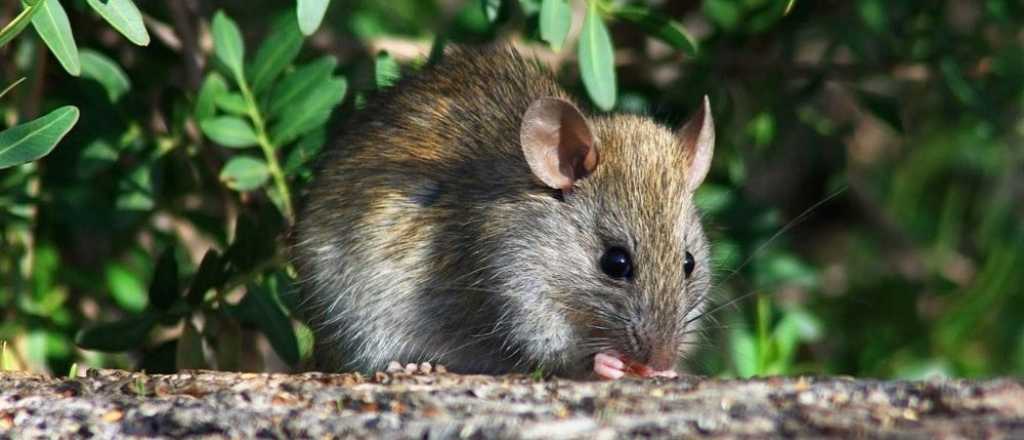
626, 324, 678, 370
643, 346, 677, 372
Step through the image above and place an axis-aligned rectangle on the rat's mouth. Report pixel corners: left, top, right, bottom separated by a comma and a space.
593, 350, 678, 380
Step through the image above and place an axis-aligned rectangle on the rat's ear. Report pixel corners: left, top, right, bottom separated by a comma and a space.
676, 95, 715, 192
520, 97, 598, 191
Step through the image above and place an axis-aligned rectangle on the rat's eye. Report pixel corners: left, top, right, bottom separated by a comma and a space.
684, 251, 695, 278
600, 247, 633, 280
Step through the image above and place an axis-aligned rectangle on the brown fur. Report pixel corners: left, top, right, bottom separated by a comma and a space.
292, 46, 713, 378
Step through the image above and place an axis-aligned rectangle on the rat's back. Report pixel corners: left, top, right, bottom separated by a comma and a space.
292, 46, 569, 372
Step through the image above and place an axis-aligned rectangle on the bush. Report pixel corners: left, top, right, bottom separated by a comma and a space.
1, 0, 1021, 379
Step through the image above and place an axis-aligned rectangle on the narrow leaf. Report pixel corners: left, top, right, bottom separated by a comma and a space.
106, 264, 148, 312
730, 327, 758, 378
284, 128, 326, 174
195, 73, 228, 121
200, 116, 258, 148
219, 156, 269, 191
85, 0, 150, 46
578, 2, 616, 110
115, 163, 154, 211
31, 0, 80, 76
249, 14, 304, 94
233, 283, 300, 365
0, 105, 78, 169
375, 51, 399, 89
481, 0, 502, 23
270, 77, 345, 145
223, 211, 282, 276
186, 249, 224, 306
267, 56, 337, 118
148, 248, 180, 311
613, 5, 698, 56
0, 1, 43, 47
539, 0, 571, 51
212, 10, 245, 78
296, 0, 331, 36
75, 312, 158, 352
214, 92, 249, 115
79, 49, 131, 102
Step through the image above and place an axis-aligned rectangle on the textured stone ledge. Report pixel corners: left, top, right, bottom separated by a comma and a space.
1, 369, 1022, 438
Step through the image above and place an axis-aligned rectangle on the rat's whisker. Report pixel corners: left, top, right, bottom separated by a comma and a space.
719, 185, 847, 285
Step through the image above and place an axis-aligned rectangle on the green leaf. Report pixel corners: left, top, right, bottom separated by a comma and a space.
75, 311, 158, 352
730, 327, 758, 378
77, 139, 117, 178
747, 112, 775, 147
784, 0, 796, 15
175, 319, 207, 370
31, 0, 79, 76
295, 322, 314, 364
374, 51, 399, 89
539, 0, 571, 51
200, 116, 258, 148
704, 0, 741, 31
186, 249, 224, 306
783, 308, 823, 342
284, 128, 326, 174
267, 56, 338, 118
115, 163, 154, 210
0, 1, 43, 48
222, 210, 283, 276
220, 156, 269, 191
755, 253, 819, 289
106, 264, 148, 312
578, 1, 616, 110
79, 49, 131, 102
195, 73, 229, 121
214, 92, 249, 115
695, 184, 734, 215
148, 248, 180, 311
249, 14, 304, 94
270, 77, 345, 145
85, 0, 150, 46
481, 0, 502, 23
212, 10, 245, 78
233, 281, 300, 365
0, 105, 78, 169
297, 0, 331, 36
613, 5, 697, 56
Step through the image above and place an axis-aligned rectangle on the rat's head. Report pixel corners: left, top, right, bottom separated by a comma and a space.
490, 96, 714, 379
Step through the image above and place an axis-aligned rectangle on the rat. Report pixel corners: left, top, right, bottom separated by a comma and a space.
291, 45, 715, 380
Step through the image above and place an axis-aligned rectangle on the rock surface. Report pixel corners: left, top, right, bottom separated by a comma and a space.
1, 368, 1022, 439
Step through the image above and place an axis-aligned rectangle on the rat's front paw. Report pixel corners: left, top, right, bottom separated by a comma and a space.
593, 351, 627, 380
386, 361, 441, 374
593, 351, 679, 380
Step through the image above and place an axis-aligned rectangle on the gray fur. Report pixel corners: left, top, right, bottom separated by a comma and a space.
292, 46, 713, 378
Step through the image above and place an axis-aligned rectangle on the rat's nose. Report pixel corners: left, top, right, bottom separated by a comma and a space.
643, 347, 677, 372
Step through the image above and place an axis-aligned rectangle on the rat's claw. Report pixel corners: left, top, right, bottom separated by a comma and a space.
594, 351, 627, 380
648, 369, 679, 378
593, 351, 679, 380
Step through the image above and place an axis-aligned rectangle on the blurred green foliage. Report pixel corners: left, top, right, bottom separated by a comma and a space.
0, 0, 1021, 379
